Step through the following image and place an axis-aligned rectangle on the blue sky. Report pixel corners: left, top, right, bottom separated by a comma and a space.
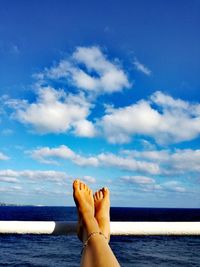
0, 0, 200, 207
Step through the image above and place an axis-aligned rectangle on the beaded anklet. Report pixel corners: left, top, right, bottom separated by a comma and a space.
81, 231, 108, 255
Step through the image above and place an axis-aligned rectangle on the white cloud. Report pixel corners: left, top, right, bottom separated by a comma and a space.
0, 169, 97, 193
97, 153, 160, 174
0, 152, 9, 160
0, 185, 22, 192
99, 100, 161, 143
0, 176, 19, 183
82, 175, 96, 184
42, 60, 71, 80
122, 176, 187, 193
73, 119, 96, 137
151, 91, 189, 110
123, 149, 170, 162
30, 144, 200, 183
121, 148, 200, 176
0, 169, 68, 184
21, 170, 67, 183
122, 175, 156, 184
2, 94, 28, 110
11, 86, 94, 136
162, 181, 187, 193
133, 58, 151, 76
3, 44, 200, 148
166, 149, 200, 174
99, 91, 200, 145
121, 175, 162, 192
122, 149, 200, 177
40, 46, 130, 94
31, 145, 99, 167
30, 145, 75, 164
30, 145, 160, 175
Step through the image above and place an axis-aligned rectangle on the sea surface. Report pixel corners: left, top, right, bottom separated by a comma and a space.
0, 206, 200, 266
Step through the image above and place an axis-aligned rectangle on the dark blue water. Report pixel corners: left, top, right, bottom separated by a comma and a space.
1, 206, 200, 221
0, 206, 200, 266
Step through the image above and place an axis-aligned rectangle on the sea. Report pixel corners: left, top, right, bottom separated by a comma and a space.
0, 206, 200, 267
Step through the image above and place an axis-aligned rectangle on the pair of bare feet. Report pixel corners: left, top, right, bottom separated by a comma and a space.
73, 179, 110, 243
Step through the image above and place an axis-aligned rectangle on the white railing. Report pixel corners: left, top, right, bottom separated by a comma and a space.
0, 221, 200, 235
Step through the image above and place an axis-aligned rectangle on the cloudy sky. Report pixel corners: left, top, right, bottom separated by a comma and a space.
0, 0, 200, 207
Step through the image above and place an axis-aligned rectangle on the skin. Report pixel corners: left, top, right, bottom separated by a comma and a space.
73, 179, 120, 267
94, 187, 110, 241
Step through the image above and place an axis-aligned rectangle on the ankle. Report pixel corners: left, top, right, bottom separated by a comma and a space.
83, 218, 99, 236
81, 231, 108, 255
81, 210, 94, 221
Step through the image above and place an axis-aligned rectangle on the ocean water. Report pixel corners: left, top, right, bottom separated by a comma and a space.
0, 206, 200, 266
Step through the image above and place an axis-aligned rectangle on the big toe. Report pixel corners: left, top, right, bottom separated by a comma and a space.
73, 179, 80, 190
103, 187, 109, 198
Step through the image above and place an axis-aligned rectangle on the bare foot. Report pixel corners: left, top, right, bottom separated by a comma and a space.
94, 187, 110, 241
73, 179, 99, 242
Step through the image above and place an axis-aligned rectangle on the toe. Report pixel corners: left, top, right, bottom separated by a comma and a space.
97, 190, 102, 199
103, 187, 109, 197
86, 185, 89, 192
80, 182, 84, 190
94, 192, 98, 201
99, 190, 103, 199
73, 179, 79, 190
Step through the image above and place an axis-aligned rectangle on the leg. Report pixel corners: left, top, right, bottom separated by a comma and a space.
94, 187, 110, 241
73, 180, 121, 267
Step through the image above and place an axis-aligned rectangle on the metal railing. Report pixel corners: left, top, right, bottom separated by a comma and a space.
0, 221, 200, 235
